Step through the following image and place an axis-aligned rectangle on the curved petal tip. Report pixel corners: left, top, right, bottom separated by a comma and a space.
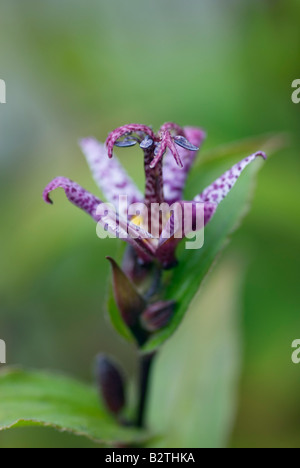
256, 151, 267, 161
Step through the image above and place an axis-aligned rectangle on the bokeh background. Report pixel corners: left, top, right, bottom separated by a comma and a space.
0, 0, 300, 448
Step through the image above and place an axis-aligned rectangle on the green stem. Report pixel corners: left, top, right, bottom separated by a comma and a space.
136, 352, 156, 428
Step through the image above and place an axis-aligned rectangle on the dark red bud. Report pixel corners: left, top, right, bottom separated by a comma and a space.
107, 257, 146, 328
140, 300, 175, 332
95, 354, 126, 415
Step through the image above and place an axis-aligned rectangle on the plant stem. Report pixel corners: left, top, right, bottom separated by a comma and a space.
136, 352, 156, 428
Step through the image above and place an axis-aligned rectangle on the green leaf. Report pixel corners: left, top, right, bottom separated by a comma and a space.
148, 259, 244, 448
142, 134, 283, 352
197, 132, 287, 165
0, 369, 147, 446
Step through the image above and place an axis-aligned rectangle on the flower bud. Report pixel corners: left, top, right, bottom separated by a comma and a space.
95, 354, 126, 415
140, 300, 175, 332
107, 257, 146, 328
107, 256, 151, 346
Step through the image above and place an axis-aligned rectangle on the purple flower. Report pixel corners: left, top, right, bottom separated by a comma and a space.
43, 122, 266, 269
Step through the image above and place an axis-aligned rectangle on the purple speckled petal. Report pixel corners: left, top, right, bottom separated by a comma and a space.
159, 201, 217, 246
43, 177, 155, 260
80, 138, 143, 209
155, 200, 216, 269
163, 127, 206, 204
43, 177, 103, 221
194, 152, 267, 206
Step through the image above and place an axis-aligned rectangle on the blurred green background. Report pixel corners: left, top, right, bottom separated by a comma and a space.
0, 0, 300, 448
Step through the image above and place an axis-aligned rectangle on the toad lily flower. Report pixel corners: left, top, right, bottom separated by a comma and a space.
43, 122, 266, 269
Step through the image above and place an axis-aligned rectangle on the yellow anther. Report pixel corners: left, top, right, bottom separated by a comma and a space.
131, 215, 144, 227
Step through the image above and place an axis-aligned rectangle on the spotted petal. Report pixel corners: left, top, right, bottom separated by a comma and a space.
194, 152, 267, 206
43, 177, 155, 261
80, 138, 143, 210
159, 201, 216, 244
43, 177, 103, 220
163, 127, 206, 204
156, 201, 217, 269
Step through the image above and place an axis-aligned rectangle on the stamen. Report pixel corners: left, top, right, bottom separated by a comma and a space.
140, 136, 154, 149
114, 137, 137, 148
174, 135, 199, 151
106, 124, 155, 159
